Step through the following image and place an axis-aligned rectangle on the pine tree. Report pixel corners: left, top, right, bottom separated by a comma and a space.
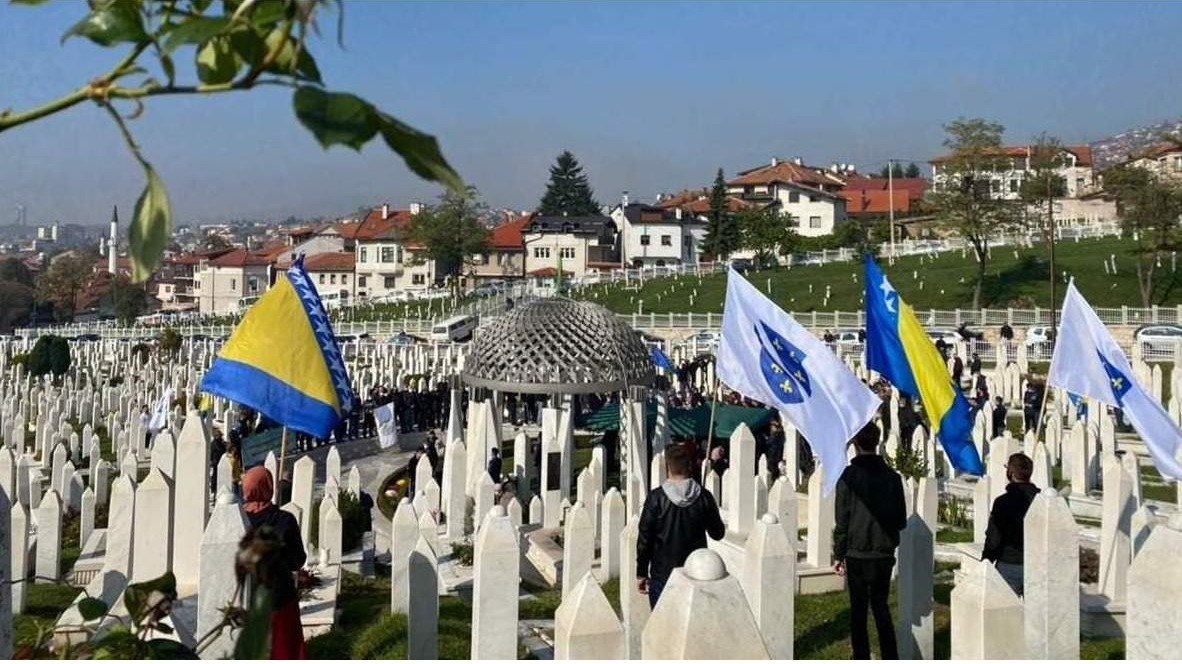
703, 168, 741, 260
538, 150, 600, 216
905, 162, 922, 178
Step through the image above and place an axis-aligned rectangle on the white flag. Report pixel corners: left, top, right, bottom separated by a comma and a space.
717, 268, 881, 493
1048, 282, 1182, 480
149, 388, 172, 434
375, 402, 399, 450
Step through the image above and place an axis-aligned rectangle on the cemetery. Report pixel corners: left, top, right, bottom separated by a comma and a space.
0, 287, 1179, 661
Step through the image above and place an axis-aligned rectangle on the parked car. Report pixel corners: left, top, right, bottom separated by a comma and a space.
431, 315, 477, 343
830, 328, 863, 346
926, 328, 960, 346
1135, 324, 1182, 354
687, 330, 720, 352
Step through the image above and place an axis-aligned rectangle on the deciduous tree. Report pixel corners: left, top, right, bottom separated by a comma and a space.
739, 206, 797, 267
37, 254, 93, 322
1104, 165, 1182, 307
409, 186, 491, 295
929, 117, 1021, 308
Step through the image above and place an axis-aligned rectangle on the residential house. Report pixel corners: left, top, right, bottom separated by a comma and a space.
726, 158, 849, 237
156, 248, 233, 311
610, 201, 696, 268
1128, 142, 1182, 183
654, 189, 754, 263
350, 203, 435, 300
521, 215, 619, 282
467, 212, 530, 286
839, 176, 928, 217
930, 144, 1098, 200
278, 252, 356, 305
194, 248, 272, 315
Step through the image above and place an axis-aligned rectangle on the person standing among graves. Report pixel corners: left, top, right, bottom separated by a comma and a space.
951, 353, 965, 388
242, 466, 308, 659
1022, 382, 1041, 433
636, 443, 725, 609
209, 428, 227, 493
999, 322, 1014, 342
982, 453, 1038, 596
991, 396, 1008, 438
765, 419, 785, 481
969, 352, 982, 376
833, 422, 906, 660
487, 447, 503, 482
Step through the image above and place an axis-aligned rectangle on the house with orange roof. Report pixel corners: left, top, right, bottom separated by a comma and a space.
930, 144, 1098, 200
1127, 142, 1182, 183
277, 251, 357, 304
725, 157, 849, 237
349, 203, 435, 300
467, 212, 530, 285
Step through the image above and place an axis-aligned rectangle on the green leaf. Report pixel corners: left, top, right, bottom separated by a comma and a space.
196, 36, 239, 85
128, 164, 172, 284
161, 16, 230, 53
77, 597, 109, 621
375, 110, 464, 193
259, 28, 321, 83
291, 87, 377, 150
233, 588, 274, 660
159, 52, 176, 85
248, 0, 289, 29
62, 1, 148, 47
11, 0, 54, 5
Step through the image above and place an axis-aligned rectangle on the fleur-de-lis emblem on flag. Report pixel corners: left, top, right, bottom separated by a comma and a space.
757, 321, 812, 404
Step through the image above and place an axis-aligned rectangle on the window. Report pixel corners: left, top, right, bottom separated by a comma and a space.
660, 235, 672, 246
412, 274, 426, 285
330, 274, 337, 285
560, 247, 575, 259
319, 274, 325, 284
358, 276, 367, 287
1174, 156, 1181, 171
359, 247, 368, 263
809, 216, 822, 229
230, 279, 237, 290
1075, 177, 1084, 191
380, 246, 396, 263
1008, 179, 1019, 193
788, 191, 800, 203
533, 247, 551, 259
248, 277, 259, 293
640, 234, 651, 246
384, 276, 397, 288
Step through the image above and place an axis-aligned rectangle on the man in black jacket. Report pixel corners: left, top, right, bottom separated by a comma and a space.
982, 453, 1039, 596
637, 442, 725, 609
833, 422, 906, 660
991, 397, 1008, 439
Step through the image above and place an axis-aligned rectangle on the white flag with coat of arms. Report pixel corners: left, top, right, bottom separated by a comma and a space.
375, 402, 399, 450
148, 388, 173, 434
1048, 281, 1182, 480
717, 267, 881, 494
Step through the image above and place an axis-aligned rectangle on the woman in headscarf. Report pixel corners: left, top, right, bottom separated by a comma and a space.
241, 466, 307, 659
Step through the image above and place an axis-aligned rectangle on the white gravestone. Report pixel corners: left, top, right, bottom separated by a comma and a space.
390, 498, 419, 614
620, 515, 650, 659
897, 513, 934, 659
407, 536, 439, 659
806, 463, 834, 568
172, 412, 209, 590
561, 501, 595, 599
555, 572, 625, 660
740, 514, 794, 659
35, 490, 63, 583
197, 493, 250, 658
600, 488, 626, 579
1024, 489, 1079, 659
292, 455, 315, 549
470, 505, 519, 660
131, 468, 173, 583
950, 559, 1024, 659
1127, 516, 1182, 659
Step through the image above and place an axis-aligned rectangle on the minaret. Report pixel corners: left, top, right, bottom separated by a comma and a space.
108, 206, 118, 275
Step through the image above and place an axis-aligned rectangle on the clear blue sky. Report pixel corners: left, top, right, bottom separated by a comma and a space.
2, 1, 1180, 226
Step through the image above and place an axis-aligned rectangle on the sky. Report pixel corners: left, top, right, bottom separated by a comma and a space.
2, 1, 1181, 226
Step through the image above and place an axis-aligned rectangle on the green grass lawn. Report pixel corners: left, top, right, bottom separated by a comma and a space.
936, 526, 974, 544
573, 236, 1174, 315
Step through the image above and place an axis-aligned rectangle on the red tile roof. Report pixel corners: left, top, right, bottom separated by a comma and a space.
488, 213, 531, 250
728, 160, 847, 188
840, 189, 914, 215
278, 252, 355, 272
345, 206, 416, 241
930, 145, 1093, 166
842, 177, 927, 198
655, 189, 753, 214
208, 248, 273, 267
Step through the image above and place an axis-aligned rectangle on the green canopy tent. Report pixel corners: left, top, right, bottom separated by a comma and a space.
575, 400, 774, 440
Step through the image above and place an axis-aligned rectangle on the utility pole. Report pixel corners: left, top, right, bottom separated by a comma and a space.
888, 159, 897, 258
1047, 172, 1056, 333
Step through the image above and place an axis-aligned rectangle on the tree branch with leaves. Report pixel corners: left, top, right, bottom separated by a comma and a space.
1, 0, 462, 283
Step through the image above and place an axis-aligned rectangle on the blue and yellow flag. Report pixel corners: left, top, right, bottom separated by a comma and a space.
863, 255, 983, 475
200, 257, 355, 439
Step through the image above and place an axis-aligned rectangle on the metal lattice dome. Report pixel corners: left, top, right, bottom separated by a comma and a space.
462, 297, 654, 394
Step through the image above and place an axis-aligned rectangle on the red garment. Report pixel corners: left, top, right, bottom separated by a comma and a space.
270, 599, 307, 659
242, 465, 274, 515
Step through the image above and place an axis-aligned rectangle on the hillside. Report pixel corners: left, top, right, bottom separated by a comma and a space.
1090, 116, 1182, 170
573, 237, 1175, 315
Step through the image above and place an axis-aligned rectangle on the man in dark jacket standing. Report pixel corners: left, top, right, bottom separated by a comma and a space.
637, 443, 725, 609
983, 453, 1039, 596
833, 422, 906, 660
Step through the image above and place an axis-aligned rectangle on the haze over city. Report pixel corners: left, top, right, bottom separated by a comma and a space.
2, 0, 1181, 225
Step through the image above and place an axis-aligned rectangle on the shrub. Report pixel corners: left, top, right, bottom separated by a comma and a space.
158, 327, 182, 357
10, 352, 29, 368
938, 495, 972, 529
28, 335, 70, 377
1080, 546, 1099, 584
311, 490, 371, 554
887, 443, 930, 481
130, 342, 150, 364
450, 539, 474, 567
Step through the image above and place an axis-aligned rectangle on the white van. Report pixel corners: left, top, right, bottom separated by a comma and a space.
431, 315, 477, 342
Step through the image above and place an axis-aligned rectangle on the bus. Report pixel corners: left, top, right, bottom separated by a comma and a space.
430, 315, 477, 343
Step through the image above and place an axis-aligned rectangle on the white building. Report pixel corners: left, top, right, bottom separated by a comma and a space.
930, 144, 1099, 200
726, 158, 849, 237
347, 204, 436, 300
609, 202, 700, 268
1128, 142, 1182, 183
521, 215, 619, 282
194, 248, 272, 315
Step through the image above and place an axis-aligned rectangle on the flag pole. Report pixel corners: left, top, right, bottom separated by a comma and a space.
703, 369, 721, 481
276, 426, 288, 504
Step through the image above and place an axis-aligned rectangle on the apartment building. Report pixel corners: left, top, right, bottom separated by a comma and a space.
521, 214, 619, 282
726, 158, 849, 237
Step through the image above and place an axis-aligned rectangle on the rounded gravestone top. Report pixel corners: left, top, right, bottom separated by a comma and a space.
461, 297, 655, 394
216, 490, 238, 505
491, 505, 507, 518
684, 549, 727, 581
760, 513, 779, 525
